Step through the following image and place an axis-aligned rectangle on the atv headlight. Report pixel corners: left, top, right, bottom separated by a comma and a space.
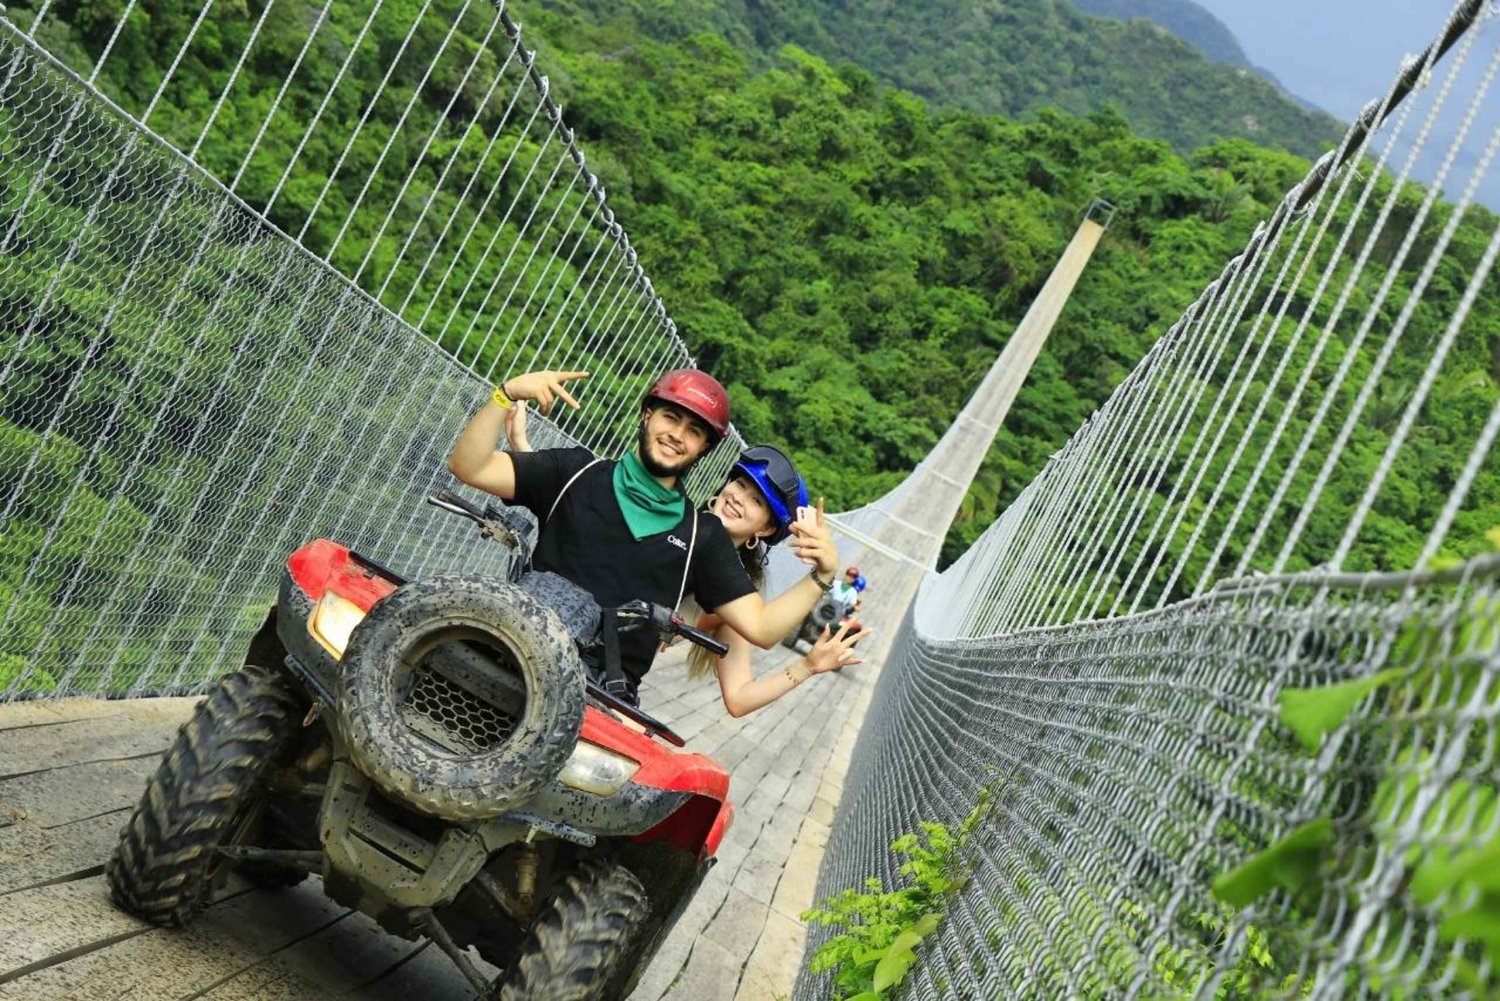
559, 742, 640, 796
309, 589, 367, 659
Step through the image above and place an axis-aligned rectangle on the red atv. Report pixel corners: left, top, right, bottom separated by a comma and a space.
107, 490, 734, 1000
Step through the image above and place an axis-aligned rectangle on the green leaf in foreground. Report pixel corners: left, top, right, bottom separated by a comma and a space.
1278, 669, 1404, 750
1437, 891, 1500, 967
872, 947, 918, 993
872, 913, 944, 992
1213, 818, 1334, 908
1411, 818, 1500, 905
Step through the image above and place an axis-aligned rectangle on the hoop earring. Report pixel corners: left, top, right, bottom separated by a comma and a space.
743, 537, 769, 571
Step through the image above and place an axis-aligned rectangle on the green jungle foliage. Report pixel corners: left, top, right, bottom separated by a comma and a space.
4, 8, 1500, 987
538, 0, 1344, 158
1209, 544, 1500, 995
0, 44, 506, 694
518, 10, 1500, 588
805, 782, 1299, 997
2, 0, 1497, 685
804, 789, 992, 999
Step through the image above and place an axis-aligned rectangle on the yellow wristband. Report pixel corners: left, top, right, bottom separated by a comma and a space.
491, 385, 513, 409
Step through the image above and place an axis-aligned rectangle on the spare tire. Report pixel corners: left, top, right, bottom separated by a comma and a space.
337, 574, 585, 821
810, 596, 842, 630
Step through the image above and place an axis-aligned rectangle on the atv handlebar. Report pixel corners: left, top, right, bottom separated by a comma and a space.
428, 490, 525, 555
430, 488, 486, 521
675, 620, 730, 658
619, 601, 730, 658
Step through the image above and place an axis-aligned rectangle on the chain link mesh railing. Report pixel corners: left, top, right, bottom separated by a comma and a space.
8, 0, 1500, 991
0, 0, 741, 700
801, 1, 1500, 997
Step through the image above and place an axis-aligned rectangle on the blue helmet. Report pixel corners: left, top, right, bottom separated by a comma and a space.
732, 445, 809, 546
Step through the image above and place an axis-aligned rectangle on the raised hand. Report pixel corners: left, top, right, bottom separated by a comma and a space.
789, 497, 839, 576
807, 620, 868, 674
500, 370, 591, 416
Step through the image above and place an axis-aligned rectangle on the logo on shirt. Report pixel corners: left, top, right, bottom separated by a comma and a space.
666, 534, 689, 551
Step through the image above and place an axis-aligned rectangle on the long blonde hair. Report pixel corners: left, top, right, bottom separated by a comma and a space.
685, 539, 767, 679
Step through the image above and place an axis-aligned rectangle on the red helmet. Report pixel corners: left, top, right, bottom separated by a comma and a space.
846, 566, 860, 578
644, 368, 731, 439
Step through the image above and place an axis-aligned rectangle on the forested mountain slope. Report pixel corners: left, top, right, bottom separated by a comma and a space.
4, 0, 1495, 622
1071, 0, 1251, 69
543, 0, 1344, 158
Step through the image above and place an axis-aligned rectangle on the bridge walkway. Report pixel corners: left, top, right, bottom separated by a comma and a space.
0, 639, 875, 1001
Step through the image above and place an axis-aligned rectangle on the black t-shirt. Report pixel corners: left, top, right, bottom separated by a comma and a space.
509, 447, 755, 692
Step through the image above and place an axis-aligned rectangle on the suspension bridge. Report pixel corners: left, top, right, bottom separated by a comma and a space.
2, 0, 1499, 997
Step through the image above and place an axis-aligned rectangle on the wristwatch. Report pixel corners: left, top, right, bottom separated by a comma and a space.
809, 567, 834, 592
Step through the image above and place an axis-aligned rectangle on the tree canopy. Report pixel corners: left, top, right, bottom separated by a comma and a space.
2, 0, 1497, 699
539, 0, 1344, 159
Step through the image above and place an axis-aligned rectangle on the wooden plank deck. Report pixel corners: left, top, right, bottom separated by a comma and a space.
0, 641, 876, 1001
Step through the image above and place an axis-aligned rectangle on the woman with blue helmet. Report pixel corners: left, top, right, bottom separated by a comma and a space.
685, 444, 869, 716
730, 445, 809, 549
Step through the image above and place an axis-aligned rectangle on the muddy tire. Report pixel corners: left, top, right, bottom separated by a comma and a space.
495, 861, 653, 1001
107, 664, 300, 926
337, 574, 585, 822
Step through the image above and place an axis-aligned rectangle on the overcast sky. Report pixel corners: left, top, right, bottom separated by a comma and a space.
1192, 2, 1459, 117
1193, 1, 1500, 208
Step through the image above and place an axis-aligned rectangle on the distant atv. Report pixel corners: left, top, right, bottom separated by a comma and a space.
107, 491, 733, 1000
782, 594, 844, 652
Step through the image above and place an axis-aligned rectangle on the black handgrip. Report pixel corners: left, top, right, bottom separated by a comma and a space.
620, 601, 730, 657
675, 622, 729, 658
432, 489, 484, 518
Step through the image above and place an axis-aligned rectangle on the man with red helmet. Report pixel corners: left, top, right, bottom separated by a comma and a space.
448, 368, 840, 704
830, 566, 863, 618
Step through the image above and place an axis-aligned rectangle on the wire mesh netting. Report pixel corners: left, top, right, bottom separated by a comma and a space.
814, 563, 1500, 998
5, 0, 1500, 994
799, 0, 1500, 997
0, 0, 740, 700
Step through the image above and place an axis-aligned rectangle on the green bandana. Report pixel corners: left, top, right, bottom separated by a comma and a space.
612, 451, 686, 541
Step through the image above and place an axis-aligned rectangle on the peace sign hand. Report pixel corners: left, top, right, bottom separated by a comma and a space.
807, 620, 869, 674
500, 370, 591, 417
